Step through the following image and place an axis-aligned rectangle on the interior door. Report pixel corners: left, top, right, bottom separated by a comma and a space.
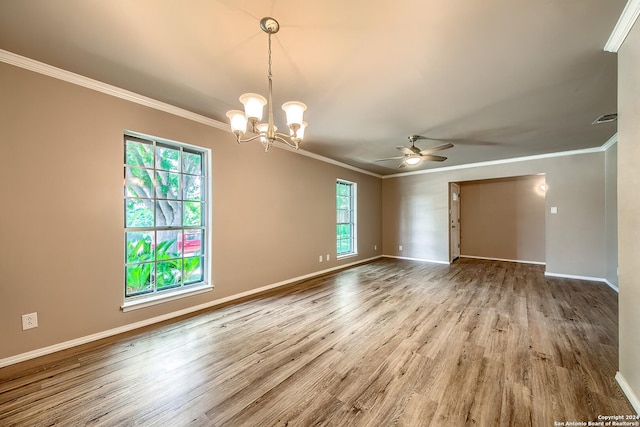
450, 183, 461, 262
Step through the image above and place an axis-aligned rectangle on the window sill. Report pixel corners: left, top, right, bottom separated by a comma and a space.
121, 283, 213, 312
337, 252, 358, 260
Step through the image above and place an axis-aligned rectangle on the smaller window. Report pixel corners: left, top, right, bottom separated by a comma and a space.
336, 180, 357, 257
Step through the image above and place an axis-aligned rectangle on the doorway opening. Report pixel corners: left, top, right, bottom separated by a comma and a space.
449, 175, 546, 264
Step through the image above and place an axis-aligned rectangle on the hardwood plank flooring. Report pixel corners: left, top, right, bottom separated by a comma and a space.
0, 258, 635, 426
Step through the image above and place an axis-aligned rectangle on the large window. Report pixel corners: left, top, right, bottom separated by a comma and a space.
124, 133, 209, 302
336, 179, 357, 257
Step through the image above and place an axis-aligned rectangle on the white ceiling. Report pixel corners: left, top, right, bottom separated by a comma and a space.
0, 0, 625, 175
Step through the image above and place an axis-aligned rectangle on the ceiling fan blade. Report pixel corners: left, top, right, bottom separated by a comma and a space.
417, 135, 499, 146
419, 143, 454, 155
374, 156, 405, 162
420, 154, 447, 162
396, 146, 415, 155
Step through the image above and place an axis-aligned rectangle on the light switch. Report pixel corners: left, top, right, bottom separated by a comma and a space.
550, 207, 558, 214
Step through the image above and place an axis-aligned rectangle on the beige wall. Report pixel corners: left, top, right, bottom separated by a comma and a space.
0, 63, 382, 360
618, 19, 640, 410
0, 54, 622, 369
382, 152, 609, 278
459, 175, 546, 263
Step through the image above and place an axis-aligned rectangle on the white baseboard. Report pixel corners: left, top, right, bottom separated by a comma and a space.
383, 255, 450, 265
603, 278, 619, 293
544, 271, 619, 293
459, 255, 546, 265
0, 255, 382, 368
616, 372, 640, 415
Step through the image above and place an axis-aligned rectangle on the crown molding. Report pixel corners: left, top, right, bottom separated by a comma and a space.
0, 49, 228, 130
600, 133, 618, 151
0, 49, 619, 181
604, 0, 640, 52
383, 134, 618, 179
294, 148, 383, 178
277, 145, 382, 178
1, 49, 381, 179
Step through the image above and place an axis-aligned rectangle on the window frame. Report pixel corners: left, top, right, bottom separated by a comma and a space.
122, 131, 212, 311
336, 179, 357, 258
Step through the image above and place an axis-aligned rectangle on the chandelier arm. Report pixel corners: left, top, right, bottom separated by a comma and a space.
235, 134, 262, 144
274, 131, 299, 141
274, 134, 300, 149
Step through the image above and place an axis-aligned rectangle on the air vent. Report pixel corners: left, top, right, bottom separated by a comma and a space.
592, 113, 617, 124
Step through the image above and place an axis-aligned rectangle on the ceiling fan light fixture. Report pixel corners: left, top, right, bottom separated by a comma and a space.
405, 156, 422, 165
375, 135, 453, 167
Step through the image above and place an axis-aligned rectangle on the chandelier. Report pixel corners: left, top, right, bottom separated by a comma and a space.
226, 17, 307, 152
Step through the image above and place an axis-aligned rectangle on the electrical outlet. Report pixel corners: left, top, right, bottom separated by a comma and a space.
319, 255, 323, 262
399, 245, 403, 251
374, 245, 377, 250
22, 312, 38, 330
326, 254, 330, 261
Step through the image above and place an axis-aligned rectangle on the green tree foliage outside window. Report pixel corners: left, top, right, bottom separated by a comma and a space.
124, 135, 206, 297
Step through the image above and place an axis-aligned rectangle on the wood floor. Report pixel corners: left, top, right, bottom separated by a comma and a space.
0, 258, 634, 426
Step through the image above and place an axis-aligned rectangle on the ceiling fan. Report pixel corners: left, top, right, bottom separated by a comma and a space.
375, 135, 454, 168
